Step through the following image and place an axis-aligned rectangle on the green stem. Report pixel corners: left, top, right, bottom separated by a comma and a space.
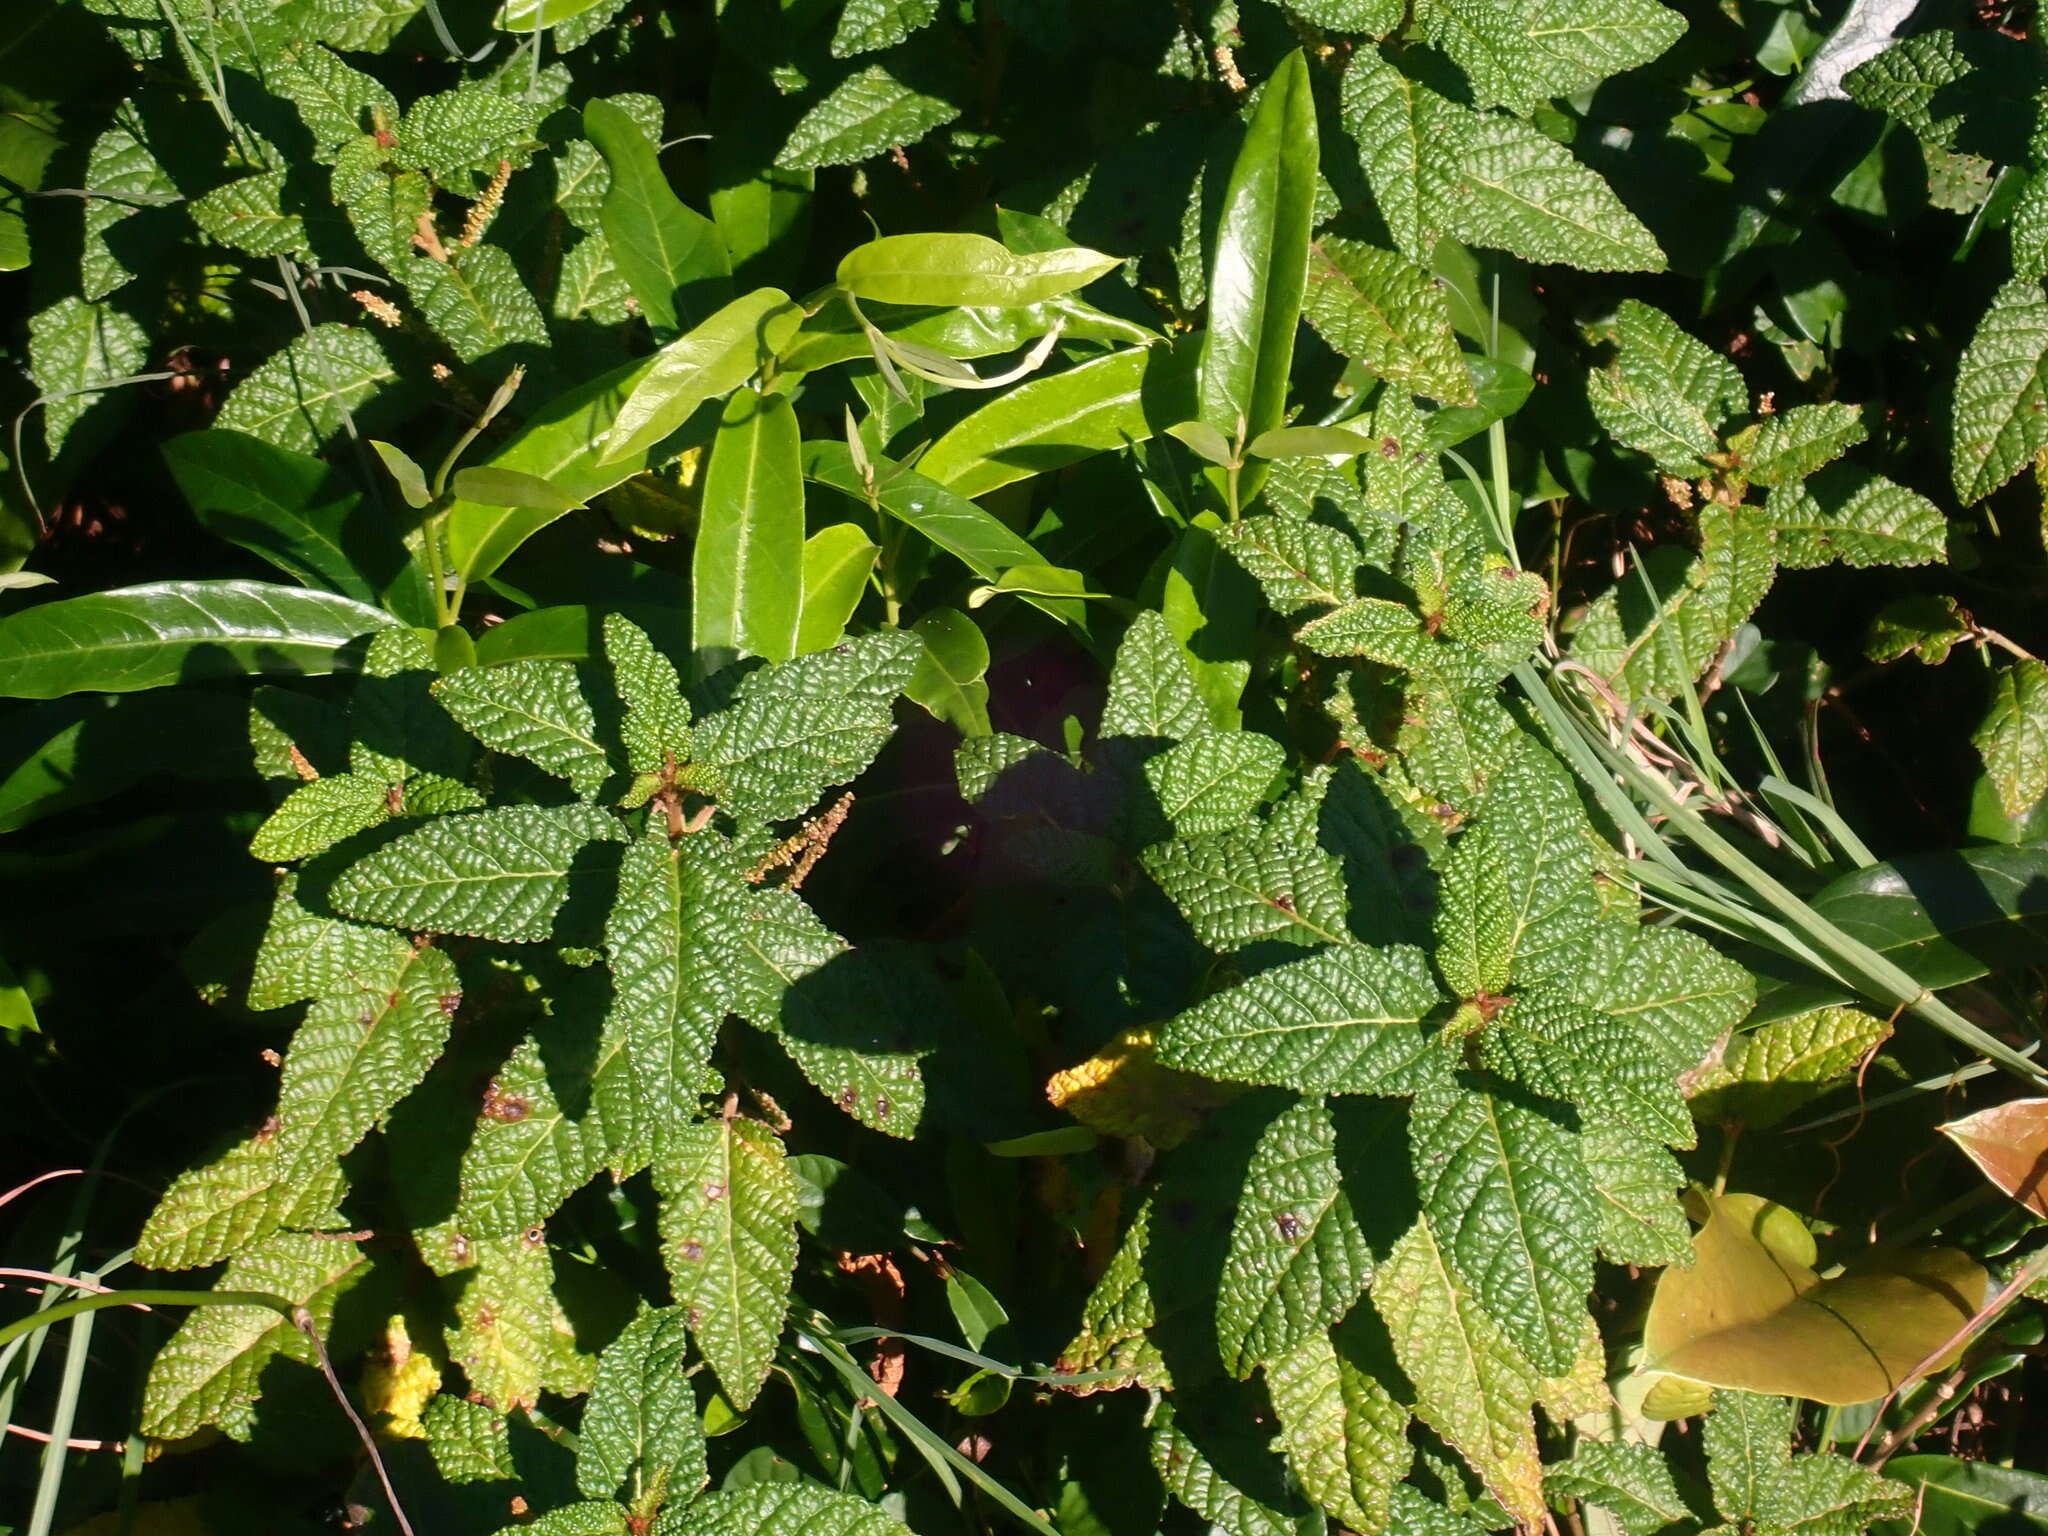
0, 1290, 296, 1351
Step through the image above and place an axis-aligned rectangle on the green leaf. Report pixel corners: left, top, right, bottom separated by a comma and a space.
766, 942, 932, 1137
837, 233, 1119, 307
599, 288, 801, 467
450, 1231, 587, 1410
1705, 1389, 1796, 1527
1741, 402, 1866, 486
1218, 515, 1359, 615
451, 467, 587, 515
1547, 1440, 1693, 1536
797, 524, 879, 653
1434, 743, 1598, 997
424, 1393, 515, 1483
1340, 51, 1468, 265
275, 41, 397, 153
585, 97, 731, 336
1102, 610, 1212, 742
1418, 0, 1684, 115
1143, 810, 1352, 951
141, 1231, 369, 1440
1149, 1391, 1309, 1536
0, 580, 397, 699
1866, 594, 1974, 666
695, 391, 805, 669
829, 0, 938, 56
27, 295, 150, 459
249, 876, 414, 1010
1875, 1457, 2048, 1536
135, 1132, 341, 1272
216, 324, 403, 457
907, 609, 992, 737
189, 171, 311, 260
1581, 1121, 1692, 1269
1372, 1216, 1544, 1530
1953, 280, 2048, 504
1481, 990, 1693, 1147
275, 944, 459, 1180
691, 632, 921, 821
1302, 239, 1474, 403
1573, 919, 1754, 1075
1216, 1097, 1377, 1375
1059, 1197, 1166, 1387
501, 1504, 630, 1536
1974, 659, 2048, 819
775, 64, 959, 171
1247, 425, 1377, 460
656, 1485, 913, 1536
653, 1116, 799, 1411
1157, 944, 1447, 1093
251, 772, 392, 861
398, 86, 543, 186
1688, 1005, 1892, 1129
916, 346, 1173, 500
579, 1307, 708, 1515
1762, 1453, 1915, 1536
402, 250, 549, 368
1267, 1319, 1411, 1535
330, 804, 627, 941
1446, 113, 1666, 273
456, 1029, 617, 1238
1765, 467, 1947, 569
164, 429, 429, 619
79, 110, 175, 300
1144, 732, 1285, 835
604, 614, 693, 775
1200, 50, 1318, 498
1587, 300, 1747, 475
1412, 1081, 1597, 1374
434, 660, 615, 797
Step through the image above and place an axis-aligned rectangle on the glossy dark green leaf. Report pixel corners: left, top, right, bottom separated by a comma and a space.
694, 391, 805, 669
1199, 49, 1318, 501
1875, 1456, 2048, 1536
779, 292, 1154, 373
0, 581, 398, 698
584, 98, 732, 336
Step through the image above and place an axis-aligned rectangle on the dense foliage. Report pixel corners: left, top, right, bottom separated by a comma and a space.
4, 1, 2048, 1535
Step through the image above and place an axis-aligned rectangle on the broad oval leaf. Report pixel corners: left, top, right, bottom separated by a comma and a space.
836, 232, 1119, 307
0, 581, 398, 698
796, 523, 880, 654
584, 97, 731, 336
578, 1306, 708, 1514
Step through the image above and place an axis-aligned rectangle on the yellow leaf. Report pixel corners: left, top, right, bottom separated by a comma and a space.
359, 1315, 441, 1440
1688, 1006, 1890, 1129
1046, 1026, 1238, 1149
1643, 1192, 1986, 1405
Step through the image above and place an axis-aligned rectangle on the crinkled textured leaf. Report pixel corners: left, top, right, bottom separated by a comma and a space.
1267, 1319, 1411, 1534
189, 172, 311, 259
656, 1485, 912, 1536
771, 945, 932, 1137
1765, 467, 1947, 569
141, 1232, 368, 1439
1142, 816, 1350, 950
1706, 1390, 1914, 1535
81, 112, 177, 300
249, 875, 414, 1009
1483, 991, 1693, 1147
457, 1031, 614, 1239
28, 296, 149, 457
604, 615, 692, 777
1372, 1217, 1544, 1529
451, 1232, 587, 1409
1706, 1389, 1797, 1526
331, 805, 626, 941
503, 1504, 630, 1536
332, 135, 433, 270
691, 633, 921, 821
1573, 920, 1752, 1075
1866, 594, 1973, 666
1216, 1097, 1376, 1374
579, 1307, 707, 1513
1059, 1196, 1168, 1388
1445, 113, 1665, 273
654, 1116, 798, 1410
1156, 944, 1446, 1092
1218, 515, 1359, 615
1434, 743, 1597, 996
1411, 1082, 1597, 1374
1587, 300, 1746, 475
1144, 733, 1284, 835
1284, 0, 1403, 29
1303, 239, 1474, 404
775, 64, 959, 170
1974, 660, 2048, 820
831, 0, 938, 55
1688, 1005, 1892, 1129
1581, 1122, 1694, 1268
1743, 403, 1866, 486
434, 660, 614, 797
216, 325, 402, 456
275, 944, 458, 1180
1298, 595, 1438, 669
397, 85, 542, 185
1547, 1440, 1693, 1536
136, 1131, 344, 1271
1103, 611, 1213, 743
1762, 1453, 1916, 1536
352, 627, 474, 789
1341, 51, 1467, 263
422, 1394, 514, 1482
1953, 280, 2048, 504
1418, 0, 1684, 115
276, 41, 396, 153
251, 772, 391, 862
403, 247, 550, 364
1149, 1393, 1308, 1536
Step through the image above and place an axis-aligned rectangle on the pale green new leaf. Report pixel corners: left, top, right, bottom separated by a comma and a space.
275, 944, 459, 1180
599, 287, 800, 467
1580, 1122, 1694, 1268
1418, 0, 1684, 115
1267, 1321, 1411, 1535
836, 232, 1119, 307
216, 325, 402, 456
1587, 300, 1746, 475
1742, 403, 1866, 486
695, 390, 805, 669
775, 64, 959, 170
1156, 944, 1447, 1093
1765, 468, 1947, 569
434, 660, 614, 797
585, 97, 728, 337
830, 0, 938, 56
579, 1307, 708, 1514
654, 1116, 799, 1410
691, 632, 921, 821
797, 524, 880, 653
656, 1485, 912, 1536
1303, 238, 1474, 404
1952, 280, 2048, 504
1217, 1097, 1377, 1375
250, 772, 391, 862
1410, 1082, 1597, 1374
1975, 659, 2048, 819
1547, 1440, 1693, 1536
1434, 743, 1598, 996
1446, 113, 1665, 272
1144, 732, 1285, 835
330, 804, 626, 940
141, 1232, 368, 1439
1102, 610, 1213, 743
1372, 1217, 1545, 1529
457, 1032, 613, 1239
135, 1131, 344, 1271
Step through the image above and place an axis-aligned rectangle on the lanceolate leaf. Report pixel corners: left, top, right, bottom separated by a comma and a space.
599, 288, 802, 467
694, 390, 805, 668
457, 1031, 614, 1238
1341, 51, 1468, 264
1765, 467, 1947, 569
1216, 1097, 1377, 1375
774, 64, 959, 171
584, 97, 731, 336
0, 581, 398, 699
835, 233, 1119, 308
434, 660, 615, 797
136, 1132, 343, 1272
916, 346, 1167, 500
1447, 114, 1665, 273
330, 805, 627, 941
654, 1116, 800, 1410
1587, 300, 1746, 475
578, 1306, 708, 1516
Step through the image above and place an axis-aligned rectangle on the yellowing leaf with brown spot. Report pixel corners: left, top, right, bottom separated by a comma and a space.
1046, 1026, 1239, 1149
